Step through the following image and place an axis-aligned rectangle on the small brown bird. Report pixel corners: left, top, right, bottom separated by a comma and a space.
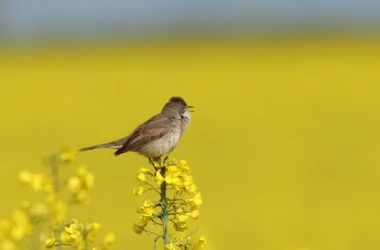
79, 96, 193, 161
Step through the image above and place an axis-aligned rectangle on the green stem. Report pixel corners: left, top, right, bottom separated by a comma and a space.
160, 164, 169, 247
153, 236, 160, 250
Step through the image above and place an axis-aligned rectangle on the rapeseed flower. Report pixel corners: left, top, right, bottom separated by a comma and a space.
186, 192, 203, 207
59, 148, 77, 163
132, 186, 145, 196
133, 158, 204, 249
195, 236, 207, 249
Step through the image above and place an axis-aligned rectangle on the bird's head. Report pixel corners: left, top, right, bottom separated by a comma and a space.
161, 96, 194, 121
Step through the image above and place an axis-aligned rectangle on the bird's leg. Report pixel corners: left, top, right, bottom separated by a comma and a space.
163, 156, 169, 165
148, 158, 154, 166
149, 157, 162, 171
149, 158, 157, 165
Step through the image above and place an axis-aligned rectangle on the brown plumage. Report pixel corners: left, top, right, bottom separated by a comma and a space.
79, 96, 193, 160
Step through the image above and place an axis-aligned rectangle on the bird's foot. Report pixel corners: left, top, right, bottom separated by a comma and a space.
163, 156, 169, 165
148, 158, 161, 169
148, 156, 169, 172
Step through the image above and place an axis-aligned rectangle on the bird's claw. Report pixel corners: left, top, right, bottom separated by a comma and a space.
148, 156, 169, 169
163, 156, 169, 165
148, 158, 161, 169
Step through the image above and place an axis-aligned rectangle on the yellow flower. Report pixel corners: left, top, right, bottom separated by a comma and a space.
74, 165, 95, 189
173, 208, 189, 232
137, 200, 155, 222
67, 176, 82, 193
174, 220, 188, 232
177, 214, 188, 222
165, 242, 179, 250
102, 233, 116, 247
60, 231, 72, 243
175, 209, 188, 223
0, 219, 12, 237
0, 240, 17, 250
65, 223, 78, 235
10, 209, 31, 241
187, 208, 200, 219
76, 165, 88, 177
142, 200, 154, 208
60, 148, 77, 163
174, 208, 189, 232
87, 232, 96, 244
69, 231, 82, 241
32, 176, 48, 192
75, 190, 90, 204
138, 167, 150, 174
187, 184, 197, 194
18, 170, 33, 184
172, 183, 183, 191
166, 165, 180, 174
195, 236, 207, 249
86, 222, 101, 243
187, 192, 202, 207
165, 174, 181, 185
179, 160, 187, 165
133, 186, 145, 195
171, 172, 196, 193
30, 173, 45, 192
155, 170, 165, 185
10, 226, 25, 241
179, 160, 191, 172
182, 173, 194, 186
45, 238, 56, 249
87, 222, 100, 232
83, 172, 95, 188
136, 172, 146, 182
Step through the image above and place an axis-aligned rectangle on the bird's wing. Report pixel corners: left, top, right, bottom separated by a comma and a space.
114, 114, 174, 156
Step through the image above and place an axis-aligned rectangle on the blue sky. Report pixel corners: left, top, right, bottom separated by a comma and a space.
2, 1, 380, 39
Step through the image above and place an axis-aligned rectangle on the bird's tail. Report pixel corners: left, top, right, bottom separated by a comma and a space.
79, 138, 127, 152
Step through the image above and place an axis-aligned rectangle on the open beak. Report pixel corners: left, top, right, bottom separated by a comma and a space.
187, 105, 195, 112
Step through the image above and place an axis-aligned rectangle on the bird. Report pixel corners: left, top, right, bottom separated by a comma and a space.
79, 96, 194, 162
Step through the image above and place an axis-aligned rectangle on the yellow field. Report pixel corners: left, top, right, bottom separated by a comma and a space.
1, 38, 380, 250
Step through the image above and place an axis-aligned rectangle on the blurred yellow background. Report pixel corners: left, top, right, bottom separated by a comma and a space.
1, 37, 380, 250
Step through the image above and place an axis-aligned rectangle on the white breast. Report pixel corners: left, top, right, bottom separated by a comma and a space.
137, 131, 181, 158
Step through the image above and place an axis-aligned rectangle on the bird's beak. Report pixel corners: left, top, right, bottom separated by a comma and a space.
187, 105, 195, 112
